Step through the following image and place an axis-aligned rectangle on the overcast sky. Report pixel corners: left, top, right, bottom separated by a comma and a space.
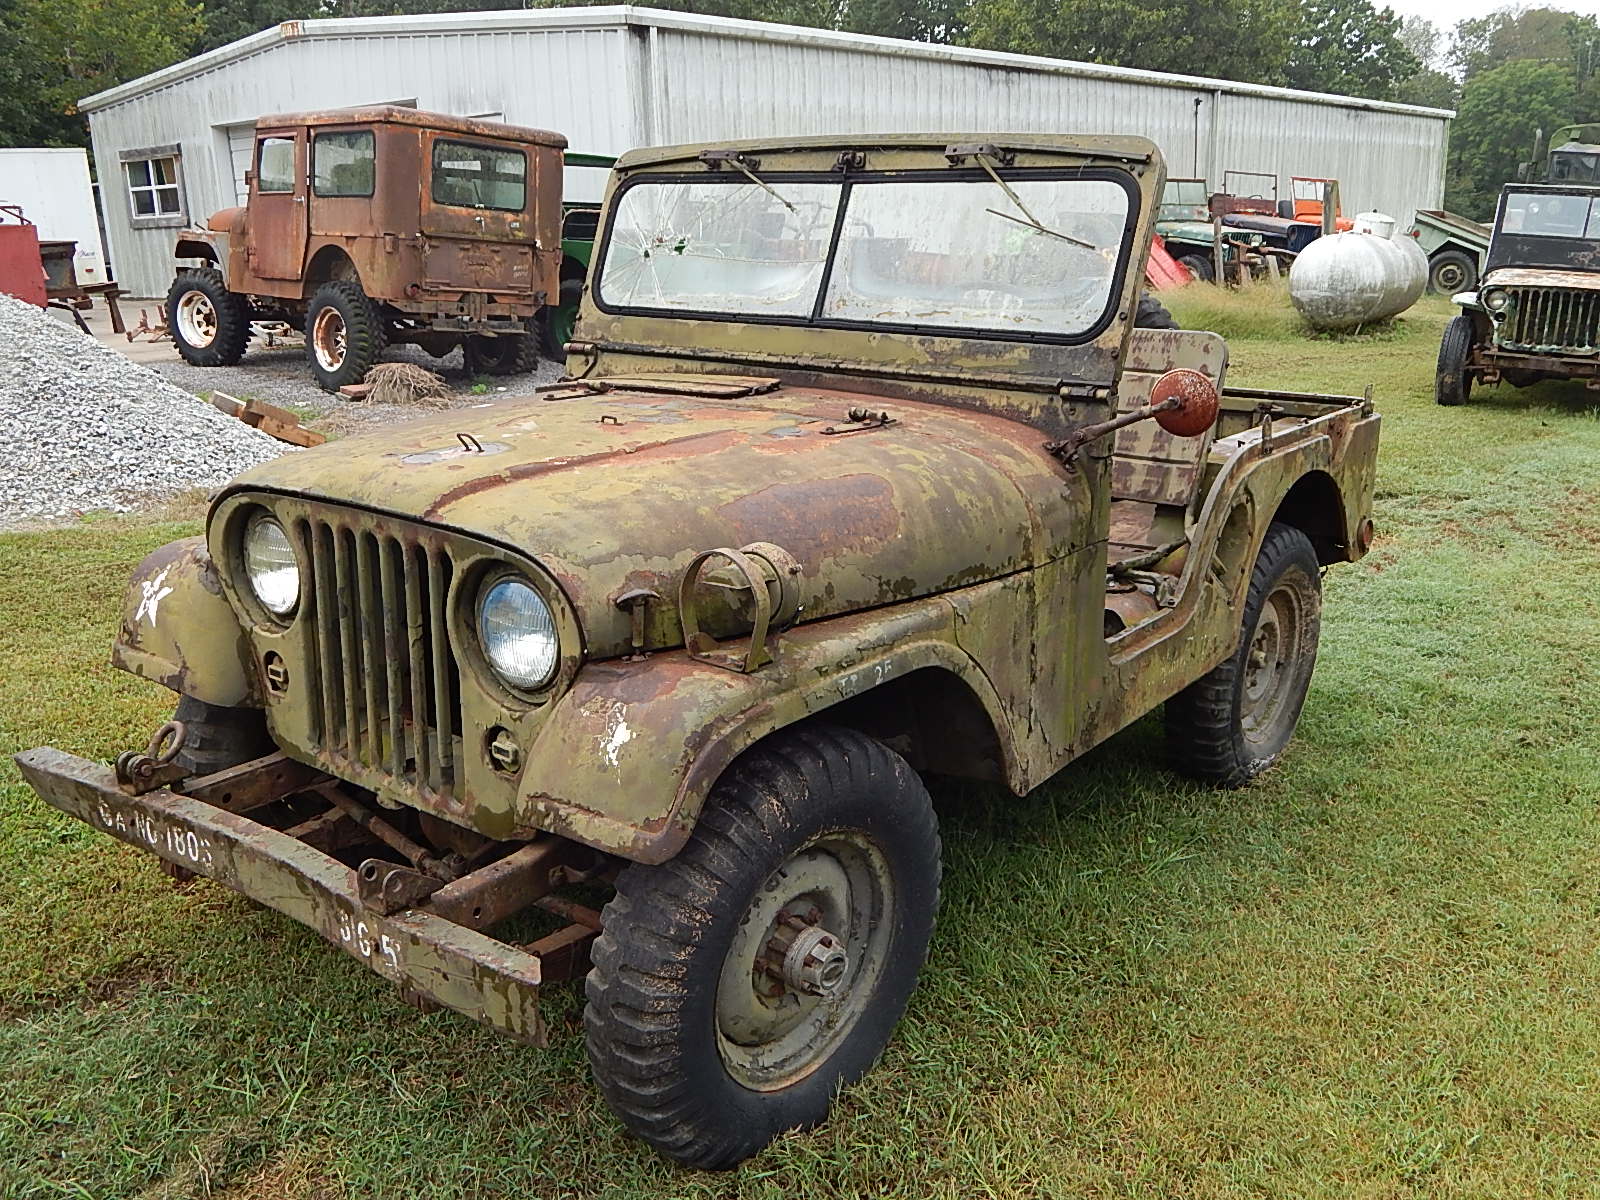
1381, 0, 1599, 27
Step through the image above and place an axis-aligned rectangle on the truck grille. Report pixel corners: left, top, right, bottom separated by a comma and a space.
1502, 287, 1600, 355
300, 517, 460, 801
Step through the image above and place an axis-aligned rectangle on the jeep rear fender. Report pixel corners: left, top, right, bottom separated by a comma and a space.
111, 538, 260, 708
514, 589, 1022, 865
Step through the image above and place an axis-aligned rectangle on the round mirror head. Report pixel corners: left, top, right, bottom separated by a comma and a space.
1152, 368, 1220, 437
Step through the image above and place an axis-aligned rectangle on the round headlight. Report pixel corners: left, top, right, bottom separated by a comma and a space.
478, 575, 559, 691
1484, 289, 1509, 312
242, 514, 300, 616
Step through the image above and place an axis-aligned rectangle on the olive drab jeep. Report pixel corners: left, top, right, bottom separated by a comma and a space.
1437, 182, 1600, 405
165, 106, 566, 391
17, 134, 1381, 1168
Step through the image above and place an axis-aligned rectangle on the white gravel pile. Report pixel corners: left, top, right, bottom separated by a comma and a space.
0, 294, 287, 528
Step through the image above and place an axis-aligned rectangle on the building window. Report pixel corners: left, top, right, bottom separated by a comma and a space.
313, 130, 375, 198
120, 145, 185, 227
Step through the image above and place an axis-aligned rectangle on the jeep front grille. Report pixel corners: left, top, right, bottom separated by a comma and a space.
1502, 287, 1600, 355
301, 517, 460, 801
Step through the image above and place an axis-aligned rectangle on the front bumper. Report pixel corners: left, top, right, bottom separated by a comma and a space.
14, 746, 550, 1044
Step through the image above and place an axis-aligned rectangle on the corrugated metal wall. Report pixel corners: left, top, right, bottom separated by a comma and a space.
86, 9, 1449, 298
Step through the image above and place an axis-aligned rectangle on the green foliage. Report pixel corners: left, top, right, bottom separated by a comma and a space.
1447, 58, 1577, 220
964, 0, 1300, 86
0, 0, 203, 148
1283, 0, 1418, 101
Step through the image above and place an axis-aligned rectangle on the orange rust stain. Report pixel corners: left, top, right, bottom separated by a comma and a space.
715, 473, 900, 557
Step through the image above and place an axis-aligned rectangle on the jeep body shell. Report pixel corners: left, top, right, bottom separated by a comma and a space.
175, 106, 565, 323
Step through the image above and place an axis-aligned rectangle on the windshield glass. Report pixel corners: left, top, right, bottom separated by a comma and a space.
597, 172, 1132, 339
1500, 191, 1600, 239
1159, 179, 1208, 221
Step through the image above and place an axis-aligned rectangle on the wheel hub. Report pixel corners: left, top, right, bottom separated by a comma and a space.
1241, 585, 1302, 740
312, 307, 348, 371
765, 911, 849, 998
176, 291, 218, 348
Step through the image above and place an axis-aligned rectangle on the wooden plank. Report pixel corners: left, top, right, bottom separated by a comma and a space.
253, 415, 326, 447
209, 390, 244, 417
338, 382, 374, 399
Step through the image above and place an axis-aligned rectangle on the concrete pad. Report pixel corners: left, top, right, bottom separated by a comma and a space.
46, 295, 179, 365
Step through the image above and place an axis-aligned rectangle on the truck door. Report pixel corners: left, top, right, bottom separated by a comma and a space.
249, 131, 308, 281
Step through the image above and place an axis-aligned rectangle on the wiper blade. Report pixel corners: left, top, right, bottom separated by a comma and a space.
975, 155, 1095, 250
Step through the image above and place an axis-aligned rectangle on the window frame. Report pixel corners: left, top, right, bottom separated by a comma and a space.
255, 136, 298, 196
591, 166, 1141, 349
429, 138, 528, 213
119, 144, 186, 229
312, 129, 377, 199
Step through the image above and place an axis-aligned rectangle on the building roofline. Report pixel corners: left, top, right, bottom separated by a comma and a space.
80, 4, 1457, 120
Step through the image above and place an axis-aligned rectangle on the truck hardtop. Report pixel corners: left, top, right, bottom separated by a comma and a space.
166, 106, 566, 390
1436, 182, 1600, 405
17, 132, 1381, 1168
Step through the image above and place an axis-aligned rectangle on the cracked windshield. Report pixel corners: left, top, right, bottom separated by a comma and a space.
599, 174, 1130, 337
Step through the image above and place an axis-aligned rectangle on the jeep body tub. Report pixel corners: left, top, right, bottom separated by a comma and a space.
22, 133, 1380, 1165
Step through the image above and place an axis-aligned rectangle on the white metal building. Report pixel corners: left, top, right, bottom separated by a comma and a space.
80, 4, 1454, 297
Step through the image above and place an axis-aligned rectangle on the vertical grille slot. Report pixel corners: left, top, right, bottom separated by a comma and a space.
301, 516, 459, 803
1505, 287, 1600, 354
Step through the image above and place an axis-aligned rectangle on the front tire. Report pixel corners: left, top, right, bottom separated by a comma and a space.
1435, 313, 1475, 406
171, 694, 273, 778
584, 726, 941, 1169
1177, 253, 1216, 284
305, 281, 386, 392
1166, 523, 1322, 787
166, 268, 250, 367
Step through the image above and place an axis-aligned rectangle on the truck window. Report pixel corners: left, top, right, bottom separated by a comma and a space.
313, 130, 375, 198
257, 138, 296, 194
1500, 191, 1600, 239
431, 140, 526, 211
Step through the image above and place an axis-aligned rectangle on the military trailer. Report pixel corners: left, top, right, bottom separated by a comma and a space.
166, 106, 565, 390
1437, 183, 1600, 405
17, 133, 1381, 1168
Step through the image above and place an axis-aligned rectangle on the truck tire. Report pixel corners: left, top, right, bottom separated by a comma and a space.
584, 725, 940, 1169
1165, 522, 1321, 788
538, 276, 585, 362
171, 694, 273, 778
1427, 249, 1478, 294
1435, 314, 1474, 407
167, 268, 250, 367
1177, 253, 1215, 283
462, 330, 539, 377
1135, 295, 1178, 329
305, 281, 386, 393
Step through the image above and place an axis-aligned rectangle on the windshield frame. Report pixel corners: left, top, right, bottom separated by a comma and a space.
1487, 184, 1600, 274
590, 165, 1141, 348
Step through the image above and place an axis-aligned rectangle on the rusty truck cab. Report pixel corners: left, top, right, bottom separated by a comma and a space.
235, 106, 564, 315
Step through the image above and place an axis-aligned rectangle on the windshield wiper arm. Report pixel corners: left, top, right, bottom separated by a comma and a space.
974, 155, 1095, 250
699, 149, 797, 214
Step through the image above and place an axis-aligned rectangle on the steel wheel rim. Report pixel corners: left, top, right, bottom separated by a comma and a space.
714, 831, 894, 1091
1434, 261, 1466, 292
176, 291, 218, 348
312, 307, 347, 371
1240, 583, 1303, 742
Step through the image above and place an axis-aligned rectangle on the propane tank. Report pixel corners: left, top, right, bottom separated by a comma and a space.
1352, 210, 1396, 237
1289, 220, 1426, 330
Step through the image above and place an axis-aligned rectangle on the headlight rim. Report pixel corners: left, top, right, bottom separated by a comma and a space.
240, 509, 301, 622
1483, 288, 1510, 313
475, 568, 562, 696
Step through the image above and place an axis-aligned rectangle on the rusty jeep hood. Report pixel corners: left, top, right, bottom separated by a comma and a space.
224, 384, 1084, 658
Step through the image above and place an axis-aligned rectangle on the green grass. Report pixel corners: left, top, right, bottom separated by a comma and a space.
6, 290, 1600, 1198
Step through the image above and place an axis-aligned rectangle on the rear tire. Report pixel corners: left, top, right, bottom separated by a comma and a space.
1435, 313, 1475, 406
1166, 523, 1322, 787
1428, 249, 1478, 294
462, 329, 539, 376
538, 276, 585, 362
584, 725, 940, 1169
172, 694, 273, 778
305, 281, 386, 393
167, 268, 250, 367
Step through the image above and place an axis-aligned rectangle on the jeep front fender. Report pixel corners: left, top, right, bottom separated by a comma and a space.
111, 538, 260, 708
513, 592, 1019, 864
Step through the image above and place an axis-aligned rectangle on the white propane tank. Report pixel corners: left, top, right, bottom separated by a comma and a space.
1289, 220, 1426, 330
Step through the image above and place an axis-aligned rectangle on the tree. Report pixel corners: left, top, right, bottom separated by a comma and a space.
1446, 58, 1575, 219
963, 0, 1300, 86
1452, 6, 1585, 80
0, 0, 203, 148
1283, 0, 1417, 101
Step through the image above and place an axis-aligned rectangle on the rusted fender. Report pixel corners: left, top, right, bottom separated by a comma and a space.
513, 586, 1023, 864
111, 537, 260, 708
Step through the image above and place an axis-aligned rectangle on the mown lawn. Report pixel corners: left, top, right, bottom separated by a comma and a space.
4, 292, 1600, 1198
